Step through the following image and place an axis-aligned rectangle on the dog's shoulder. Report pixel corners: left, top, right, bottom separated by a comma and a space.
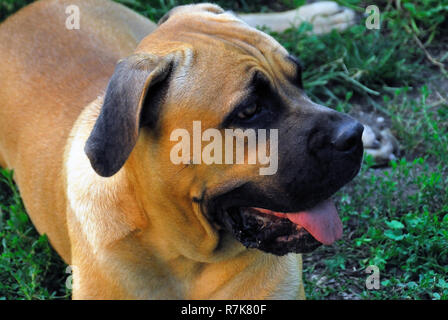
64, 97, 147, 251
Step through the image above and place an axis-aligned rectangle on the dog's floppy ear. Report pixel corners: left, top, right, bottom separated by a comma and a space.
85, 53, 173, 177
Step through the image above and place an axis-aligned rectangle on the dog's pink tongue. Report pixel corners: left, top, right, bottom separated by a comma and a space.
285, 200, 342, 245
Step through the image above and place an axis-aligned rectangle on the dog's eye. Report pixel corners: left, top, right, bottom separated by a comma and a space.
237, 104, 260, 120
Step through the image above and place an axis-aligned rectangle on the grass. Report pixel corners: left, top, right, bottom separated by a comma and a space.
0, 169, 69, 299
305, 156, 448, 299
0, 0, 447, 299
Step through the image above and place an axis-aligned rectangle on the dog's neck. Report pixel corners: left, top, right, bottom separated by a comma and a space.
104, 231, 304, 299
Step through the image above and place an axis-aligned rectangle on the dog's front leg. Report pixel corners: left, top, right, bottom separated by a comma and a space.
238, 1, 356, 34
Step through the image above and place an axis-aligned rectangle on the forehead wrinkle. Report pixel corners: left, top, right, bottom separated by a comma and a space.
179, 31, 286, 88
181, 31, 267, 62
154, 13, 300, 107
154, 12, 295, 85
198, 20, 293, 82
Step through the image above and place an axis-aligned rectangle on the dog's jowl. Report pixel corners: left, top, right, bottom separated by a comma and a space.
0, 0, 363, 299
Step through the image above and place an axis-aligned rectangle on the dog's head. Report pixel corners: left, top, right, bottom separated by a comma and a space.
85, 4, 363, 259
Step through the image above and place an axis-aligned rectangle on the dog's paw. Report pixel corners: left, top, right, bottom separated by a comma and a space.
237, 1, 356, 33
298, 1, 356, 34
360, 118, 400, 166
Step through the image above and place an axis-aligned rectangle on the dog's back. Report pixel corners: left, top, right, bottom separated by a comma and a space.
0, 0, 155, 260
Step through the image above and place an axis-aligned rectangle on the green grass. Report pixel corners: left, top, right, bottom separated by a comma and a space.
0, 0, 447, 299
0, 169, 69, 299
297, 0, 448, 299
0, 0, 33, 22
305, 156, 448, 299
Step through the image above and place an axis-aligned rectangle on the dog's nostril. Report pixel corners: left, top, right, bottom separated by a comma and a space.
332, 122, 364, 152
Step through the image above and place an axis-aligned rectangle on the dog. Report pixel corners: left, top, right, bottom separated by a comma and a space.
0, 0, 363, 299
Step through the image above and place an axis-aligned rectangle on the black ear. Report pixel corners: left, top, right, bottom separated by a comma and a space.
85, 54, 173, 177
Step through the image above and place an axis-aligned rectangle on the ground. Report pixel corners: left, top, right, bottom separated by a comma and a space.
0, 0, 447, 300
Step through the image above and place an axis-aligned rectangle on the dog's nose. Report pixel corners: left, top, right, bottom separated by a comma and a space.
332, 121, 364, 152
